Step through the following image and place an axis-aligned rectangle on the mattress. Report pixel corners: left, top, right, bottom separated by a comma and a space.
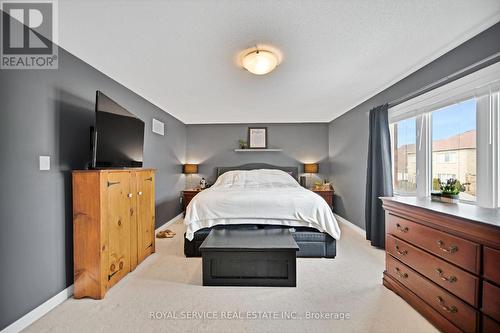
184, 169, 341, 241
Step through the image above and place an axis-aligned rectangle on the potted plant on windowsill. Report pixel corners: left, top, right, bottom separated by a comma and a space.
431, 178, 465, 204
238, 139, 248, 149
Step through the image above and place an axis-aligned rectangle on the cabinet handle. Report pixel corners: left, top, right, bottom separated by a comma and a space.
396, 223, 409, 233
128, 193, 133, 198
395, 267, 408, 279
436, 296, 458, 313
435, 268, 457, 283
107, 181, 120, 187
436, 240, 458, 254
108, 262, 125, 280
145, 177, 153, 181
395, 245, 408, 256
138, 191, 143, 196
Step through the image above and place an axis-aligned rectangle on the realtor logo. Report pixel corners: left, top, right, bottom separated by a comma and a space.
1, 0, 58, 69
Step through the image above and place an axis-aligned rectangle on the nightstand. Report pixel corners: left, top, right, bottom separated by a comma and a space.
182, 189, 203, 212
311, 189, 334, 209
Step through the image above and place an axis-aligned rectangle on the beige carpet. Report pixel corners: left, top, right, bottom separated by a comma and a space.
25, 219, 437, 333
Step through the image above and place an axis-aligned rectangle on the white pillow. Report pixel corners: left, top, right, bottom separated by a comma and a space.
213, 169, 298, 188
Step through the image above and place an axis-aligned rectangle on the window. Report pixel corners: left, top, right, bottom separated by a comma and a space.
390, 118, 417, 194
436, 152, 457, 163
431, 99, 477, 201
388, 61, 500, 208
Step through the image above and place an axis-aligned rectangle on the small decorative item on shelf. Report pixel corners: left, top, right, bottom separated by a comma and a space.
248, 127, 267, 148
313, 181, 323, 190
238, 139, 248, 149
200, 177, 207, 189
431, 178, 466, 204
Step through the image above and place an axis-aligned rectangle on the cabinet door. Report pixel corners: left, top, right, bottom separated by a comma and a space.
106, 172, 132, 287
136, 171, 155, 263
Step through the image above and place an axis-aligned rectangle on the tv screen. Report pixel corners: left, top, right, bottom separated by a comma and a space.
92, 91, 144, 168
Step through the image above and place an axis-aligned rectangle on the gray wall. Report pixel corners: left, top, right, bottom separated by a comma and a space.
329, 22, 500, 229
0, 47, 186, 330
186, 123, 330, 186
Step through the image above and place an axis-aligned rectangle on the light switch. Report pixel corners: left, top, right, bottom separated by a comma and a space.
39, 156, 50, 171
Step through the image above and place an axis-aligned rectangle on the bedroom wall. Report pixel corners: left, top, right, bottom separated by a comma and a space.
0, 47, 186, 330
328, 22, 500, 229
186, 123, 330, 186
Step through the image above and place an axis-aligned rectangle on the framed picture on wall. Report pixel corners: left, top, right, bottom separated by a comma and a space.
248, 127, 267, 149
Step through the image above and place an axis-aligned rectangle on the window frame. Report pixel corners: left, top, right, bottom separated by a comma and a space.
390, 118, 418, 196
389, 62, 500, 208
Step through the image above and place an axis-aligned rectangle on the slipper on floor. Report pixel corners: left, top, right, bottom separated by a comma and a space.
164, 229, 176, 236
156, 230, 174, 238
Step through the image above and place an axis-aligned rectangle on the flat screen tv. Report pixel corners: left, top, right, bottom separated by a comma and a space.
91, 91, 144, 168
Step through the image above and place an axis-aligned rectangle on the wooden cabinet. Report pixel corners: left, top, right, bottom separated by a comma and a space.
73, 169, 155, 299
381, 197, 500, 333
312, 189, 334, 209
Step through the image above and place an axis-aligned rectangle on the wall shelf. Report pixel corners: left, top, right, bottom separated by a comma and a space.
234, 149, 283, 152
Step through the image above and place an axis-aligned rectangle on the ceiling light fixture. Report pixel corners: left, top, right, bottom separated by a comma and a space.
241, 48, 280, 75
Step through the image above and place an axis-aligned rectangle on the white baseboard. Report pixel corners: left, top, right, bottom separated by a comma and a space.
1, 285, 74, 333
156, 213, 183, 231
334, 213, 365, 237
2, 213, 183, 333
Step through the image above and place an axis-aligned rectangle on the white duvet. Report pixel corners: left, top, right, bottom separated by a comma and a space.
184, 169, 341, 241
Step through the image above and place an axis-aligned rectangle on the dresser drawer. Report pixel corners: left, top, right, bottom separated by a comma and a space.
484, 247, 500, 284
386, 214, 480, 273
386, 235, 479, 306
386, 254, 478, 333
483, 281, 500, 321
482, 314, 500, 333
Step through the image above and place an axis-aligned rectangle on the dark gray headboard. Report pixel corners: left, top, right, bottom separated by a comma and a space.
216, 163, 299, 180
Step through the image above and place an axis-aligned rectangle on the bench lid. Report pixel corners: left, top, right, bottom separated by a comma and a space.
199, 229, 299, 251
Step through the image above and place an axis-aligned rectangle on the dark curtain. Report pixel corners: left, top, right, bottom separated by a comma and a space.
365, 104, 393, 248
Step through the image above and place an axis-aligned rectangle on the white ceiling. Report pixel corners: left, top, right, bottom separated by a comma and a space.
59, 0, 500, 124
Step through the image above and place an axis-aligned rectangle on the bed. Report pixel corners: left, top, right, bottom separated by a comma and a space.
183, 163, 341, 258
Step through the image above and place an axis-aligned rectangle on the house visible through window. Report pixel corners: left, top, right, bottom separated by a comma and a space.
431, 99, 477, 201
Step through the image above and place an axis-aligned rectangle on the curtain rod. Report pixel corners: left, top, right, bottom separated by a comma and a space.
388, 51, 500, 108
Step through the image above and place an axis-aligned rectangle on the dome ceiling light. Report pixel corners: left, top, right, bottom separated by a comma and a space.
239, 46, 282, 75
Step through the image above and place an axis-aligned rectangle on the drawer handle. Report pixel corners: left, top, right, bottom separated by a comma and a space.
436, 296, 458, 313
107, 181, 120, 187
395, 267, 408, 279
138, 191, 143, 196
395, 245, 408, 256
128, 193, 133, 198
436, 240, 458, 254
396, 223, 409, 233
435, 268, 457, 283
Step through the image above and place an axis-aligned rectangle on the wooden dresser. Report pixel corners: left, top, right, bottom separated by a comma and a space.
381, 197, 500, 333
73, 169, 155, 299
312, 189, 334, 209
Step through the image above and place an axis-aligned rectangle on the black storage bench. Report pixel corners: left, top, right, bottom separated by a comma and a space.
199, 229, 299, 287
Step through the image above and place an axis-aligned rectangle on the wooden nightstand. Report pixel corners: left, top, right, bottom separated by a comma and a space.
182, 189, 203, 212
311, 189, 334, 209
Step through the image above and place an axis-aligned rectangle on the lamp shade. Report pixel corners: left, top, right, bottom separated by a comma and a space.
304, 163, 319, 174
183, 164, 198, 174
